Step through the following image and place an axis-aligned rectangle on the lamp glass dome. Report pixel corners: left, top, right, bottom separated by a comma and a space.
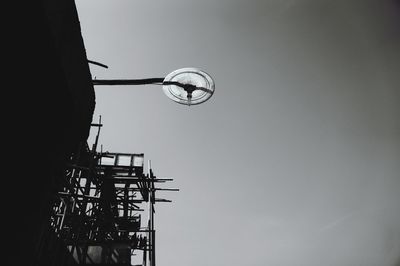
162, 68, 215, 106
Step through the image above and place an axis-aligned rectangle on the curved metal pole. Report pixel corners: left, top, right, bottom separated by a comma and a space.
92, 78, 213, 94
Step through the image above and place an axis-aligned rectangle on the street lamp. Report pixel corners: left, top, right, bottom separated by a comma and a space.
87, 65, 214, 266
92, 67, 215, 106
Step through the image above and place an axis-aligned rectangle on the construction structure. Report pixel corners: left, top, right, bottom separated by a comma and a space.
34, 117, 176, 266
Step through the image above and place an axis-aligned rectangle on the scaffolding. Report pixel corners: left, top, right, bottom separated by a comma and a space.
42, 118, 176, 265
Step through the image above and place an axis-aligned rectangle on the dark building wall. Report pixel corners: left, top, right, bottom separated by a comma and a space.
42, 0, 96, 143
6, 0, 95, 265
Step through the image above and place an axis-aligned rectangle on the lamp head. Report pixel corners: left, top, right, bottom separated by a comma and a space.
162, 68, 215, 106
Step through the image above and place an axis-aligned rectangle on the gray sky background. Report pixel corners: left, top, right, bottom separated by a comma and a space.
77, 0, 400, 265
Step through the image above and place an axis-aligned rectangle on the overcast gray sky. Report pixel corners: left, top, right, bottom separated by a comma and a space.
76, 0, 400, 265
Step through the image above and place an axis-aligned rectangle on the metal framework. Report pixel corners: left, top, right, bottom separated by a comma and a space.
46, 118, 176, 265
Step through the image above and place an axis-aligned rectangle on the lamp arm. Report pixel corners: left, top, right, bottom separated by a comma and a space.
92, 78, 213, 94
92, 78, 164, 86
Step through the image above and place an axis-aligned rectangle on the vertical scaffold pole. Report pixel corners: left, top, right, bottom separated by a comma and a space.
148, 160, 156, 266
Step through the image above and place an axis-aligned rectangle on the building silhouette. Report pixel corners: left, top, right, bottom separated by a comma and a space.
6, 0, 173, 265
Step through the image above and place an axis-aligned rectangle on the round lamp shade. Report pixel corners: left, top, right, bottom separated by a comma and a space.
162, 68, 215, 106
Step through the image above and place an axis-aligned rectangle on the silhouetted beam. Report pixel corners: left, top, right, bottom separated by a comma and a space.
96, 166, 143, 172
90, 123, 103, 127
110, 177, 173, 182
92, 78, 164, 85
87, 59, 108, 68
100, 152, 144, 156
64, 240, 133, 246
154, 199, 172, 202
153, 188, 179, 191
136, 229, 155, 233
